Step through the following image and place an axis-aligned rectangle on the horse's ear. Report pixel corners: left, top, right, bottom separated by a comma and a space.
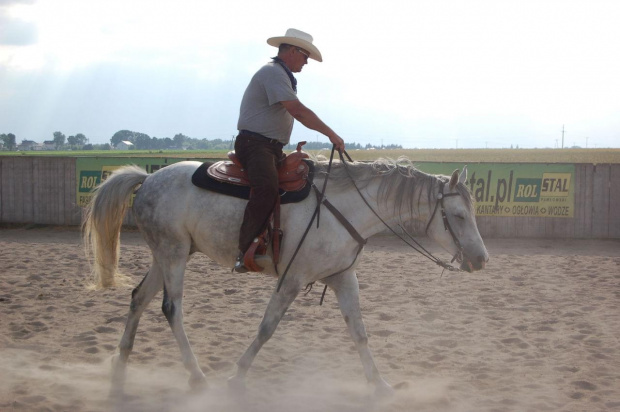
459, 165, 468, 185
449, 169, 459, 189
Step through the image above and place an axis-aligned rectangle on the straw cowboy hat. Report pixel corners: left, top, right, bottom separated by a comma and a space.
267, 28, 323, 62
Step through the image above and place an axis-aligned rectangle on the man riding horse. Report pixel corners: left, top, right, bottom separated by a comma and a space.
233, 28, 346, 273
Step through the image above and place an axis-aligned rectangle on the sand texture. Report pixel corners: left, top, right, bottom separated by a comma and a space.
1, 227, 619, 411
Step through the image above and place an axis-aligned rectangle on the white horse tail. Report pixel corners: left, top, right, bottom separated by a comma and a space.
82, 165, 148, 289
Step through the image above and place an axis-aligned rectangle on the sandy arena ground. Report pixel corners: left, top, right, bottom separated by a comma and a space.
1, 227, 619, 412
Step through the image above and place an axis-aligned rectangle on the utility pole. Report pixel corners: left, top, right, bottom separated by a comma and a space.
561, 125, 565, 149
585, 136, 589, 148
455, 138, 458, 149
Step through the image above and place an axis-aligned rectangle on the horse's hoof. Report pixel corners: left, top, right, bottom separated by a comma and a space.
189, 374, 208, 393
108, 386, 123, 400
394, 381, 410, 390
227, 375, 247, 394
374, 381, 395, 398
109, 354, 127, 398
108, 384, 132, 402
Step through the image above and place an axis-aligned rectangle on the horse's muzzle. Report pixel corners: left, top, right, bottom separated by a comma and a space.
460, 254, 488, 273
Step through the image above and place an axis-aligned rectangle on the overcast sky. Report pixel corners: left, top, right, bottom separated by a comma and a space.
1, 0, 619, 149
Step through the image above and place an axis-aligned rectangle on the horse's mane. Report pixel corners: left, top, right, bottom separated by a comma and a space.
313, 156, 473, 218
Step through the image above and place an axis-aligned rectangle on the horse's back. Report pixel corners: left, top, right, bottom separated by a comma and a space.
141, 160, 203, 188
132, 160, 247, 265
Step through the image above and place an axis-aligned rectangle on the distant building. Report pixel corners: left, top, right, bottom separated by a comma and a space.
18, 140, 38, 151
115, 141, 134, 150
43, 140, 56, 150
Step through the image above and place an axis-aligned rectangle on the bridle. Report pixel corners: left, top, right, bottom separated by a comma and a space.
276, 148, 463, 295
424, 180, 464, 264
336, 152, 464, 272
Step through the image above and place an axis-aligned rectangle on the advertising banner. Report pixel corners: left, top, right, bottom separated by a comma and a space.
415, 163, 574, 218
76, 158, 575, 218
76, 157, 211, 207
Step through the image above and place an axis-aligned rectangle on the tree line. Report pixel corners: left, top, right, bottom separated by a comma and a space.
0, 131, 104, 151
1, 130, 402, 151
111, 130, 403, 151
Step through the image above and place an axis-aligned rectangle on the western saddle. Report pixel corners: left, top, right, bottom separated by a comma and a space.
206, 141, 310, 272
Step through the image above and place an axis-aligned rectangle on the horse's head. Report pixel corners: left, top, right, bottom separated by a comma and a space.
425, 167, 489, 272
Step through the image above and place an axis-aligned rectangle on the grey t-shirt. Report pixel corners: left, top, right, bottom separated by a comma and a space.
237, 62, 298, 144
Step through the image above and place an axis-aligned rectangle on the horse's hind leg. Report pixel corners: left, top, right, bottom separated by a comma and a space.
324, 270, 393, 395
111, 265, 163, 396
229, 278, 301, 390
160, 253, 207, 390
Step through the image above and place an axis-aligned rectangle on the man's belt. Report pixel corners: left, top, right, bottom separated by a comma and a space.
239, 130, 284, 147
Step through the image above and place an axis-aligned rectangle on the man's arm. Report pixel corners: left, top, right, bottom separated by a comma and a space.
281, 99, 345, 152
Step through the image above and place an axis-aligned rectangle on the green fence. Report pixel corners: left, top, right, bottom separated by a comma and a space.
1, 156, 618, 238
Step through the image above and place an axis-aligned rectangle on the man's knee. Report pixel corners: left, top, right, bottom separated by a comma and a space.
252, 179, 279, 201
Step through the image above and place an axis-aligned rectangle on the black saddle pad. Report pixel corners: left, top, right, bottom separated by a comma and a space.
191, 159, 315, 204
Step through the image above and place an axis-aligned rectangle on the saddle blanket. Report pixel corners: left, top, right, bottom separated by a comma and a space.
191, 159, 315, 204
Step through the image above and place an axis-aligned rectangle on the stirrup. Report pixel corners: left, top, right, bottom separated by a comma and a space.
232, 262, 249, 273
243, 238, 266, 272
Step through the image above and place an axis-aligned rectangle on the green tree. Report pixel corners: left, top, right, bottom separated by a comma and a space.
162, 137, 173, 149
133, 133, 152, 149
53, 131, 66, 149
75, 133, 87, 147
66, 133, 88, 149
1, 133, 17, 151
111, 130, 133, 147
67, 135, 77, 148
173, 133, 187, 149
111, 130, 150, 148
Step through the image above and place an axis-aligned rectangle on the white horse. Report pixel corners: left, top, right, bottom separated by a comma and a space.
83, 157, 488, 395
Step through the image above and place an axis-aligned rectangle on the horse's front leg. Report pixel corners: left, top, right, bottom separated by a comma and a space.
324, 270, 394, 396
229, 278, 300, 390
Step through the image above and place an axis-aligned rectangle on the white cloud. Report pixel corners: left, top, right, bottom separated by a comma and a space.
1, 0, 619, 148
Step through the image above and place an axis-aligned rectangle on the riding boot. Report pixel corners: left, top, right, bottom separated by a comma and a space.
232, 251, 249, 273
232, 249, 274, 274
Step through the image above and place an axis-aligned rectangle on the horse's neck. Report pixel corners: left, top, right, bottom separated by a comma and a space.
327, 178, 433, 240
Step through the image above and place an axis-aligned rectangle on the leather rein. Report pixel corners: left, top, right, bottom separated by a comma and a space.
337, 151, 464, 272
276, 147, 463, 296
276, 147, 364, 292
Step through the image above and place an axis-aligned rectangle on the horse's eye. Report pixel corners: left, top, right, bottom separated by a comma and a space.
455, 214, 465, 221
